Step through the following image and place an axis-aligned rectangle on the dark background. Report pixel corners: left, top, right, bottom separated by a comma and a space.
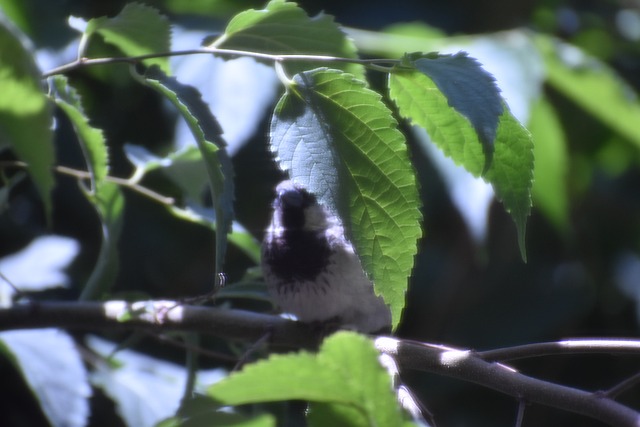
2, 0, 640, 426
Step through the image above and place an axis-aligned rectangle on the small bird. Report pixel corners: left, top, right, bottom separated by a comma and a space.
261, 180, 392, 334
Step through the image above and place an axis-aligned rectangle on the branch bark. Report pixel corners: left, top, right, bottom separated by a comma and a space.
0, 300, 319, 349
2, 300, 640, 426
376, 337, 640, 427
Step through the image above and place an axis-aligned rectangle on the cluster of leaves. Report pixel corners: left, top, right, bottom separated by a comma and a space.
2, 0, 640, 426
0, 1, 531, 425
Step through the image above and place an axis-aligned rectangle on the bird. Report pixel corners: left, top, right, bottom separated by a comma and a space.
261, 180, 392, 334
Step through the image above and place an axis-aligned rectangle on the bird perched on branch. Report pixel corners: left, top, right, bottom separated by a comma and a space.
261, 180, 392, 334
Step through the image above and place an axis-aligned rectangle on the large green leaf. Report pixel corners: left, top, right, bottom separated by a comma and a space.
270, 68, 421, 328
141, 65, 234, 279
389, 66, 533, 260
85, 2, 171, 73
403, 52, 503, 170
52, 76, 108, 190
536, 35, 640, 149
208, 332, 413, 426
0, 15, 54, 219
210, 0, 364, 79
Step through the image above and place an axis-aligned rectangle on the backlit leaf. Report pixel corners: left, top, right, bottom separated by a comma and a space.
210, 0, 364, 79
389, 67, 533, 260
85, 2, 171, 73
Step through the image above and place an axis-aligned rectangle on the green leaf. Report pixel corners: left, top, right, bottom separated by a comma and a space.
85, 2, 171, 73
389, 67, 533, 260
270, 68, 422, 329
211, 0, 364, 79
403, 52, 503, 171
536, 35, 640, 148
52, 75, 109, 190
208, 332, 407, 426
0, 15, 54, 219
79, 181, 125, 300
141, 65, 235, 278
529, 97, 569, 232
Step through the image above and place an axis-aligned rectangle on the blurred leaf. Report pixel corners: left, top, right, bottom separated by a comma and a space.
389, 67, 533, 260
52, 75, 109, 189
84, 2, 171, 73
210, 0, 364, 79
270, 68, 422, 329
0, 15, 54, 219
166, 202, 260, 264
0, 0, 31, 34
87, 336, 226, 427
0, 235, 79, 306
383, 21, 446, 40
142, 65, 235, 278
161, 0, 254, 18
0, 170, 25, 215
536, 35, 640, 148
0, 329, 91, 427
79, 181, 125, 300
208, 332, 410, 426
402, 52, 503, 171
529, 97, 569, 232
123, 143, 203, 195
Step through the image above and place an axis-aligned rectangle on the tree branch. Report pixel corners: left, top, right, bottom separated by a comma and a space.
478, 339, 640, 361
0, 300, 319, 350
42, 47, 399, 78
0, 161, 175, 205
375, 337, 640, 427
2, 301, 640, 426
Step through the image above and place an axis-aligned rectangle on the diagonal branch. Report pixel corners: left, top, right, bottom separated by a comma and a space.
375, 337, 640, 427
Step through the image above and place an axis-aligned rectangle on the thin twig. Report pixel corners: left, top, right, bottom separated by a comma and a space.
478, 339, 640, 361
604, 371, 640, 399
42, 47, 400, 78
515, 400, 526, 427
0, 161, 174, 205
0, 271, 26, 300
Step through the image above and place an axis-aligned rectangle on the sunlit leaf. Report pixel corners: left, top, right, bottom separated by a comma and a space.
536, 35, 640, 148
389, 67, 532, 260
270, 68, 422, 328
0, 15, 54, 219
210, 0, 364, 79
85, 2, 171, 73
403, 52, 503, 170
208, 332, 411, 426
52, 75, 109, 190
